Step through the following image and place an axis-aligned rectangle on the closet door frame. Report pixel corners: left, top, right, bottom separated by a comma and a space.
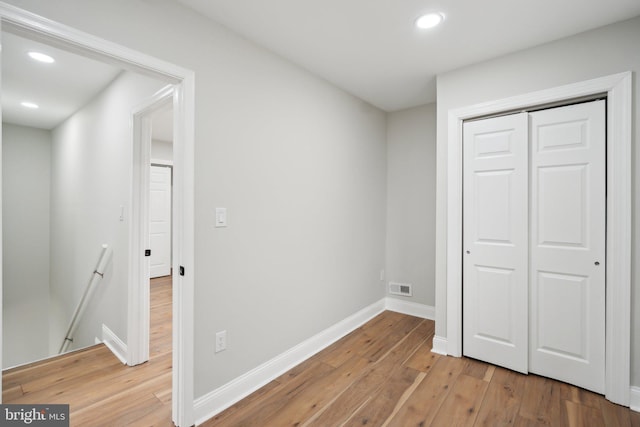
442, 72, 632, 406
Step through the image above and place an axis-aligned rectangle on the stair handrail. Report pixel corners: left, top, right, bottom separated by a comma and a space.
59, 243, 113, 354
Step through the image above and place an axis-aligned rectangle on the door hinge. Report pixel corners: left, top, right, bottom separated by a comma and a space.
179, 266, 185, 276
145, 249, 151, 257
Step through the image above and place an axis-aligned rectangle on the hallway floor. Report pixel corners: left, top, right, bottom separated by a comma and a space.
3, 275, 173, 426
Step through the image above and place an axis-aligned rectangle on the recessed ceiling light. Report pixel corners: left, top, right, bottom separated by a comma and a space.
28, 51, 55, 63
416, 12, 444, 29
21, 101, 39, 109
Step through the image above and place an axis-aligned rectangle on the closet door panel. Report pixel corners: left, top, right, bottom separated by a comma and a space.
462, 113, 528, 373
529, 100, 606, 394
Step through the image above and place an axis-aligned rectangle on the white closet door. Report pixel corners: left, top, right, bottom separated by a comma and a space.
463, 113, 529, 373
529, 101, 606, 393
149, 165, 172, 278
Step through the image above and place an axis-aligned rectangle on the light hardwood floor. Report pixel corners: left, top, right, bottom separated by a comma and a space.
4, 291, 639, 426
3, 275, 173, 426
205, 311, 639, 427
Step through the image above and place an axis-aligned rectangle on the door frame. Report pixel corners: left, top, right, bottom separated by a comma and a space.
129, 86, 173, 366
444, 72, 632, 405
0, 4, 196, 426
149, 163, 174, 279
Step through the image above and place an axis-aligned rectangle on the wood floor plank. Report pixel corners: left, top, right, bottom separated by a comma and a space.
599, 399, 635, 427
129, 401, 174, 427
258, 355, 371, 426
403, 340, 440, 373
517, 375, 567, 426
430, 373, 488, 427
19, 347, 123, 394
154, 387, 173, 405
202, 361, 335, 427
3, 345, 113, 389
343, 365, 422, 427
319, 311, 412, 368
461, 357, 492, 381
71, 373, 171, 426
473, 367, 526, 427
73, 393, 163, 427
315, 327, 370, 368
384, 355, 464, 427
357, 315, 423, 362
11, 352, 172, 409
565, 384, 605, 409
206, 380, 284, 426
3, 384, 23, 401
302, 362, 386, 426
565, 399, 606, 427
303, 319, 431, 427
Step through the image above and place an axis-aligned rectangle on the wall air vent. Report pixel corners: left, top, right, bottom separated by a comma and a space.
388, 282, 412, 297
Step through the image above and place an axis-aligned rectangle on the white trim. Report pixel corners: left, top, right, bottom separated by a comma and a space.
385, 298, 435, 320
431, 336, 448, 356
193, 299, 386, 425
151, 158, 174, 167
128, 85, 174, 367
0, 3, 186, 82
445, 72, 632, 406
0, 4, 196, 425
630, 387, 640, 412
102, 324, 128, 365
172, 71, 196, 427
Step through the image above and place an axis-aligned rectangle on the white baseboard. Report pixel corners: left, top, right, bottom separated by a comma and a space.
631, 386, 640, 412
193, 298, 386, 425
431, 335, 448, 355
384, 298, 435, 320
101, 324, 127, 365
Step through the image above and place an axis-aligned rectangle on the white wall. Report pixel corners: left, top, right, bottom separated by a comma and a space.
152, 140, 173, 162
385, 103, 436, 306
49, 71, 166, 353
3, 0, 388, 397
194, 30, 387, 394
2, 123, 51, 368
434, 16, 640, 387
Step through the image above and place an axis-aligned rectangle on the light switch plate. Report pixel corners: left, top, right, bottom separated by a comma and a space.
215, 207, 227, 227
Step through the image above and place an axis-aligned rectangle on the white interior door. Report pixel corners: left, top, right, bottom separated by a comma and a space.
462, 113, 529, 374
529, 101, 606, 393
149, 165, 172, 278
462, 100, 606, 393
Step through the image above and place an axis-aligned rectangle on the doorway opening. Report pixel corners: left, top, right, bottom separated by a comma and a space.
0, 5, 195, 426
129, 89, 175, 368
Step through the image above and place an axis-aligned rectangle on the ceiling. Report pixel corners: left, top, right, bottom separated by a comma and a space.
2, 31, 174, 142
3, 1, 639, 125
2, 31, 122, 130
177, 0, 640, 111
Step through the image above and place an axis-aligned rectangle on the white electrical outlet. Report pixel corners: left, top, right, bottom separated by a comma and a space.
215, 330, 227, 353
